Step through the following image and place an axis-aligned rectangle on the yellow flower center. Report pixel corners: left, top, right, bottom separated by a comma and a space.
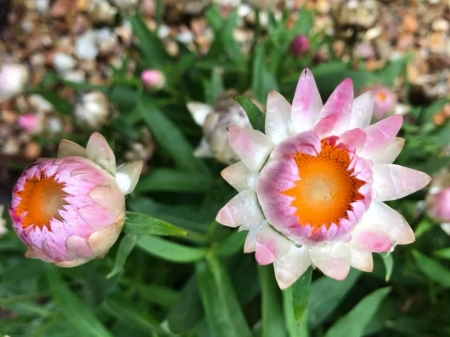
282, 140, 364, 232
15, 173, 67, 230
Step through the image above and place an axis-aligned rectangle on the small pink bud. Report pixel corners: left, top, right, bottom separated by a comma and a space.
141, 69, 166, 91
0, 63, 30, 101
366, 85, 397, 121
289, 35, 310, 58
9, 132, 143, 267
427, 169, 450, 227
18, 113, 44, 134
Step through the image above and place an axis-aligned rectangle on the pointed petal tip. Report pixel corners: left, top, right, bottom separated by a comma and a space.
215, 206, 237, 228
86, 132, 116, 175
274, 268, 296, 290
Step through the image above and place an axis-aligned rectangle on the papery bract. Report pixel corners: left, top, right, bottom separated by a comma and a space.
9, 132, 143, 267
216, 69, 430, 289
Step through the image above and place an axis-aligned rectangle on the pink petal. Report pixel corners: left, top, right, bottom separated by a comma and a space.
88, 225, 120, 257
352, 222, 392, 253
227, 125, 274, 172
215, 190, 264, 228
371, 137, 405, 164
349, 91, 374, 129
86, 132, 116, 175
271, 130, 321, 158
273, 245, 311, 289
290, 68, 323, 133
220, 161, 259, 192
372, 164, 431, 201
338, 128, 367, 152
309, 242, 351, 280
265, 90, 293, 144
255, 225, 291, 265
359, 115, 403, 160
78, 205, 116, 230
66, 236, 93, 259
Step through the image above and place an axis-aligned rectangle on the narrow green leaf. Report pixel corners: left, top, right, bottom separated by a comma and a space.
324, 287, 391, 337
309, 269, 360, 328
252, 43, 279, 104
292, 267, 312, 323
434, 247, 450, 260
123, 212, 188, 237
196, 255, 252, 337
382, 253, 394, 282
107, 234, 137, 279
235, 96, 265, 132
283, 288, 309, 337
216, 230, 246, 257
135, 168, 214, 193
167, 277, 204, 334
258, 265, 288, 337
137, 236, 206, 263
46, 266, 113, 337
412, 250, 450, 287
136, 97, 209, 174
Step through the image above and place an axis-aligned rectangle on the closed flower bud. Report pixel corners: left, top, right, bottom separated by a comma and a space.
289, 35, 310, 57
187, 90, 252, 164
73, 91, 110, 130
427, 169, 450, 235
9, 133, 143, 267
18, 113, 44, 135
0, 63, 30, 102
141, 69, 166, 91
364, 85, 397, 121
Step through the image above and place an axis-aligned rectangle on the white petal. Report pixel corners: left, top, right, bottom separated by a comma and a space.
227, 125, 274, 172
349, 91, 374, 129
115, 161, 143, 195
371, 137, 405, 164
85, 132, 116, 175
349, 247, 373, 272
187, 102, 213, 126
193, 138, 214, 158
372, 164, 431, 201
255, 225, 291, 265
273, 245, 311, 289
215, 190, 264, 228
441, 223, 450, 236
265, 90, 292, 144
243, 223, 264, 253
363, 201, 415, 245
221, 161, 258, 192
309, 242, 351, 280
351, 220, 392, 253
57, 139, 87, 158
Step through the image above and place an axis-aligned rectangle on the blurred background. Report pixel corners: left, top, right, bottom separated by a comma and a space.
1, 0, 450, 336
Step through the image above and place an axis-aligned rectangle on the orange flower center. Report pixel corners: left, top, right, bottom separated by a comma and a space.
282, 140, 364, 232
376, 92, 387, 102
15, 173, 68, 230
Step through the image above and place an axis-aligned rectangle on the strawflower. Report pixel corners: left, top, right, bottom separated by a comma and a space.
366, 85, 397, 121
141, 69, 166, 91
9, 133, 143, 267
426, 168, 450, 236
216, 69, 430, 289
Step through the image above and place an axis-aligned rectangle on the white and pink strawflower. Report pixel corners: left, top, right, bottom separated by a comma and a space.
9, 133, 143, 267
216, 69, 430, 289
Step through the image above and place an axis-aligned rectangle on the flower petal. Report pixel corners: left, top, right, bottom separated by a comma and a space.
227, 125, 274, 172
255, 224, 291, 265
371, 137, 405, 164
349, 91, 374, 129
221, 161, 258, 192
216, 190, 264, 228
115, 160, 144, 195
265, 90, 293, 144
85, 132, 116, 175
57, 139, 87, 158
362, 201, 415, 245
194, 138, 214, 158
291, 68, 323, 134
441, 223, 450, 236
310, 242, 351, 280
351, 221, 392, 253
187, 102, 213, 126
338, 128, 367, 152
349, 247, 373, 272
372, 164, 431, 201
273, 245, 311, 289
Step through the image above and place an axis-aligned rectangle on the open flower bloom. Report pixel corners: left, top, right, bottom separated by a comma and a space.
9, 133, 143, 267
216, 69, 430, 289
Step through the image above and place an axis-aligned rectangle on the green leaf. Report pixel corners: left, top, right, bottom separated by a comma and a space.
137, 236, 206, 263
107, 234, 137, 279
216, 230, 246, 257
258, 265, 288, 337
123, 212, 188, 237
196, 255, 252, 337
309, 269, 360, 328
382, 253, 394, 282
292, 267, 312, 323
135, 168, 214, 193
235, 96, 265, 132
252, 42, 279, 104
136, 97, 209, 174
412, 250, 450, 287
434, 248, 450, 260
46, 266, 113, 337
324, 287, 391, 337
31, 89, 72, 116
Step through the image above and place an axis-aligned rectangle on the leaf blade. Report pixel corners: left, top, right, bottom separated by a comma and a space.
123, 212, 188, 237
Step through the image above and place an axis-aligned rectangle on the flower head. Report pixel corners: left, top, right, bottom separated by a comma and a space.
365, 85, 397, 121
73, 91, 110, 131
426, 168, 450, 236
141, 69, 166, 91
9, 133, 143, 267
0, 63, 30, 102
289, 35, 310, 58
216, 69, 430, 289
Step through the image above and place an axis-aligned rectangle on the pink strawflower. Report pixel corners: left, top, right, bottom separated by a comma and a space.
367, 85, 397, 121
9, 133, 143, 267
216, 69, 430, 289
0, 63, 30, 101
289, 35, 310, 57
141, 69, 166, 91
18, 113, 44, 134
426, 169, 450, 236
